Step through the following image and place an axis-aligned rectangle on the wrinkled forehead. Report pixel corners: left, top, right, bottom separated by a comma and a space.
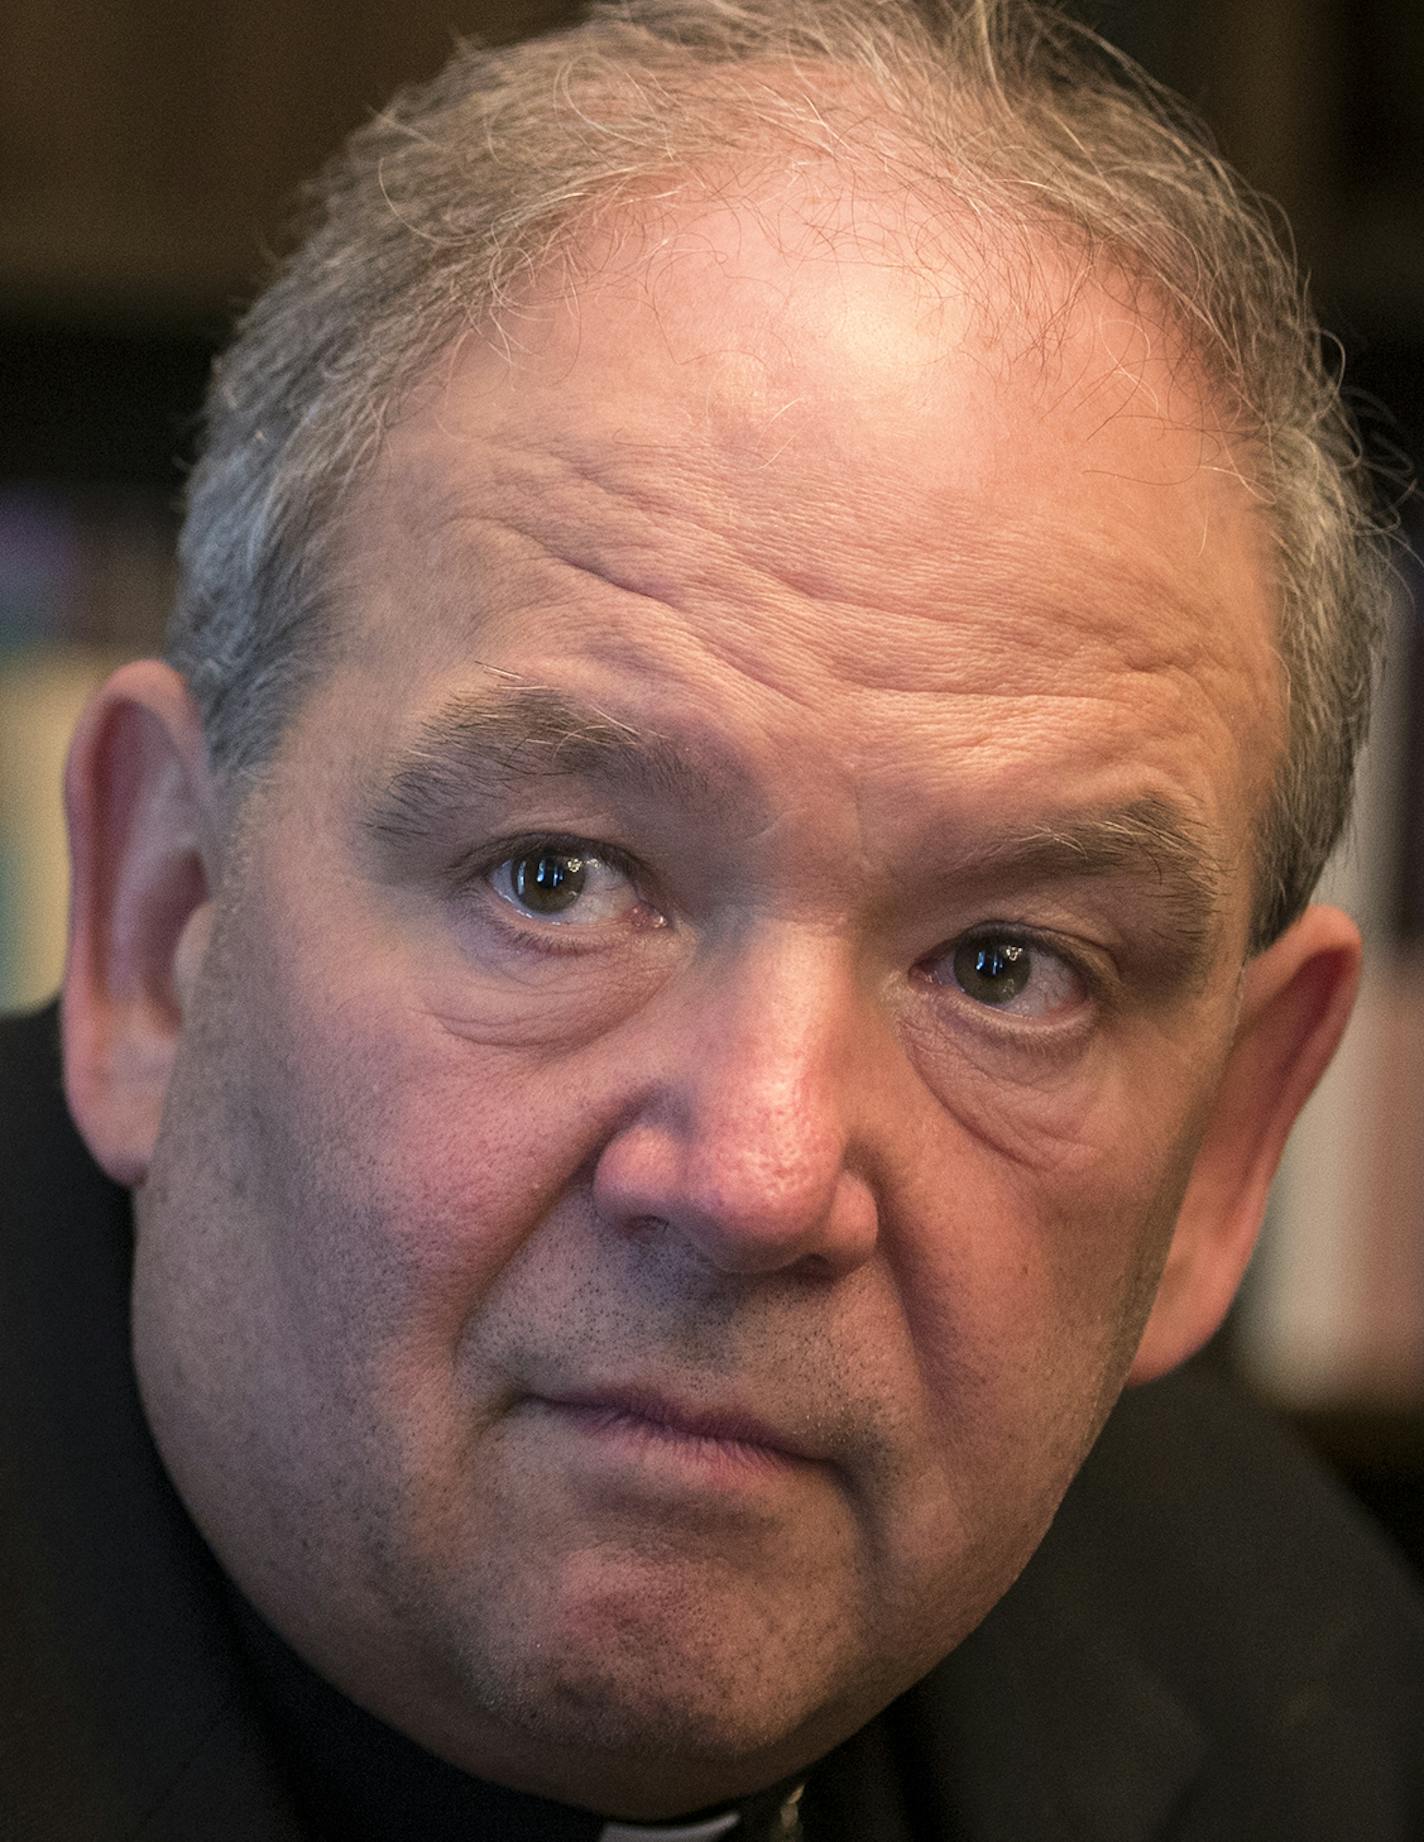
370, 175, 1277, 669
318, 177, 1282, 912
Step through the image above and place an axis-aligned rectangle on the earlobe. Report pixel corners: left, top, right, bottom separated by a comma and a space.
61, 661, 217, 1188
1128, 904, 1362, 1384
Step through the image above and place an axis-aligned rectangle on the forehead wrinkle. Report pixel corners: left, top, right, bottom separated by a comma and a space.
534, 448, 1237, 683
414, 449, 1231, 708
386, 341, 1255, 703
390, 426, 760, 640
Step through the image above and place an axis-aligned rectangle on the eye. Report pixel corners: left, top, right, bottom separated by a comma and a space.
487, 844, 643, 927
927, 933, 1087, 1019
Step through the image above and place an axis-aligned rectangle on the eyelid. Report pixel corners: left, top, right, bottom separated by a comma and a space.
453, 830, 642, 891
921, 925, 1105, 1027
454, 831, 662, 950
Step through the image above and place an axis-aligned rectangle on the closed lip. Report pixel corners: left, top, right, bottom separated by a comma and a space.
536, 1387, 819, 1463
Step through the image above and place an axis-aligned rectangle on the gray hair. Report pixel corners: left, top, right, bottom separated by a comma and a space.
170, 0, 1390, 950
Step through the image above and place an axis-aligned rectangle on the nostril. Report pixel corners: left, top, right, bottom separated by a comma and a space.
625, 1212, 673, 1238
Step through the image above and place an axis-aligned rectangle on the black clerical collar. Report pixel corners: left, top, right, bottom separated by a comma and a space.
226, 1589, 805, 1842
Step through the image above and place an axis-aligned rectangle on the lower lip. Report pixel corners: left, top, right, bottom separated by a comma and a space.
533, 1398, 805, 1485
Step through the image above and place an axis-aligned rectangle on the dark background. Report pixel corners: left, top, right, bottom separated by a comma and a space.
2, 0, 1421, 500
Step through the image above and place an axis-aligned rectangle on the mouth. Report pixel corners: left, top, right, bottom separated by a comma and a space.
532, 1387, 818, 1472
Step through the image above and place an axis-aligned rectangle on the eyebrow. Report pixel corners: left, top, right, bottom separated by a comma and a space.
943, 797, 1231, 975
363, 679, 740, 848
363, 681, 1232, 965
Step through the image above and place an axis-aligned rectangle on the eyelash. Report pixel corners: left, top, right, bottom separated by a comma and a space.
454, 832, 1109, 1022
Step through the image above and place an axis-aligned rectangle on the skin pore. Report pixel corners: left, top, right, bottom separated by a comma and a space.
64, 177, 1359, 1819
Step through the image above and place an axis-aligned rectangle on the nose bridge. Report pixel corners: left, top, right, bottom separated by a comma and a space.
594, 926, 882, 1272
708, 932, 846, 1148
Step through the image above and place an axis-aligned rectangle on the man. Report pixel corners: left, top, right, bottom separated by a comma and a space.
5, 1, 1422, 1837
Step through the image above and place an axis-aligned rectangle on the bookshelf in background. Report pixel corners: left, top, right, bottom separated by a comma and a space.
1239, 539, 1424, 1413
0, 484, 170, 1008
1232, 520, 1424, 1573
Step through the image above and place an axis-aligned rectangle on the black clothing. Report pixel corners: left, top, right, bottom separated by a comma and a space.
4, 1003, 1423, 1840
226, 1590, 807, 1842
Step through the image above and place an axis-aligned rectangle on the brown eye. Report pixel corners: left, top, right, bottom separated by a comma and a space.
488, 844, 646, 928
511, 849, 587, 914
953, 938, 1031, 1006
927, 934, 1087, 1019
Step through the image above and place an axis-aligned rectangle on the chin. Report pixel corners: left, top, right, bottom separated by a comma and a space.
421, 1579, 871, 1815
457, 1684, 837, 1821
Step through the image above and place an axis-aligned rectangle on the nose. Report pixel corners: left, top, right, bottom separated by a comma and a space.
591, 931, 882, 1277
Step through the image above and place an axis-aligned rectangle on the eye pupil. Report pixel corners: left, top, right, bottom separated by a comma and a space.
954, 938, 1030, 1004
513, 850, 587, 913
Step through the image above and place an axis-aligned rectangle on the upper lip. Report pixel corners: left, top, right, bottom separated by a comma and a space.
539, 1386, 820, 1462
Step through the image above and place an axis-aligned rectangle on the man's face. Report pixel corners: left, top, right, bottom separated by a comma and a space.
130, 195, 1279, 1814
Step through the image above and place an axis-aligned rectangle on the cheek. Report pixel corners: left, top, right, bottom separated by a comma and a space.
218, 839, 653, 1332
256, 1007, 597, 1354
145, 960, 598, 1549
891, 1045, 1211, 1488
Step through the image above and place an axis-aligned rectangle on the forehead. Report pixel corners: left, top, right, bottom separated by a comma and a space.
315, 185, 1279, 912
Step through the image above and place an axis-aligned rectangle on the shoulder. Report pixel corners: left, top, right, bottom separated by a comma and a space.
0, 1002, 123, 1229
1083, 1367, 1424, 1834
920, 1366, 1424, 1841
0, 1004, 135, 1413
0, 1000, 74, 1152
0, 1005, 298, 1841
0, 1002, 132, 1375
1069, 1363, 1424, 1677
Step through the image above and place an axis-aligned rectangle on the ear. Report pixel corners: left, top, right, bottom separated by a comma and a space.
61, 660, 218, 1188
1128, 903, 1362, 1384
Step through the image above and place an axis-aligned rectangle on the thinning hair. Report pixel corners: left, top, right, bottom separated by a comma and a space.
170, 0, 1391, 950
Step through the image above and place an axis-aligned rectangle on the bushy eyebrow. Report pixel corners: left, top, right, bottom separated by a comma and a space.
363, 682, 1232, 969
946, 797, 1231, 975
362, 680, 740, 848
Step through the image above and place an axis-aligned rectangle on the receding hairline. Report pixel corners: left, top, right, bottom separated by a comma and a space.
362, 66, 1264, 472
169, 0, 1388, 955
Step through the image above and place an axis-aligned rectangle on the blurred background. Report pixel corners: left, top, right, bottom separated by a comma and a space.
2, 0, 1421, 1561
